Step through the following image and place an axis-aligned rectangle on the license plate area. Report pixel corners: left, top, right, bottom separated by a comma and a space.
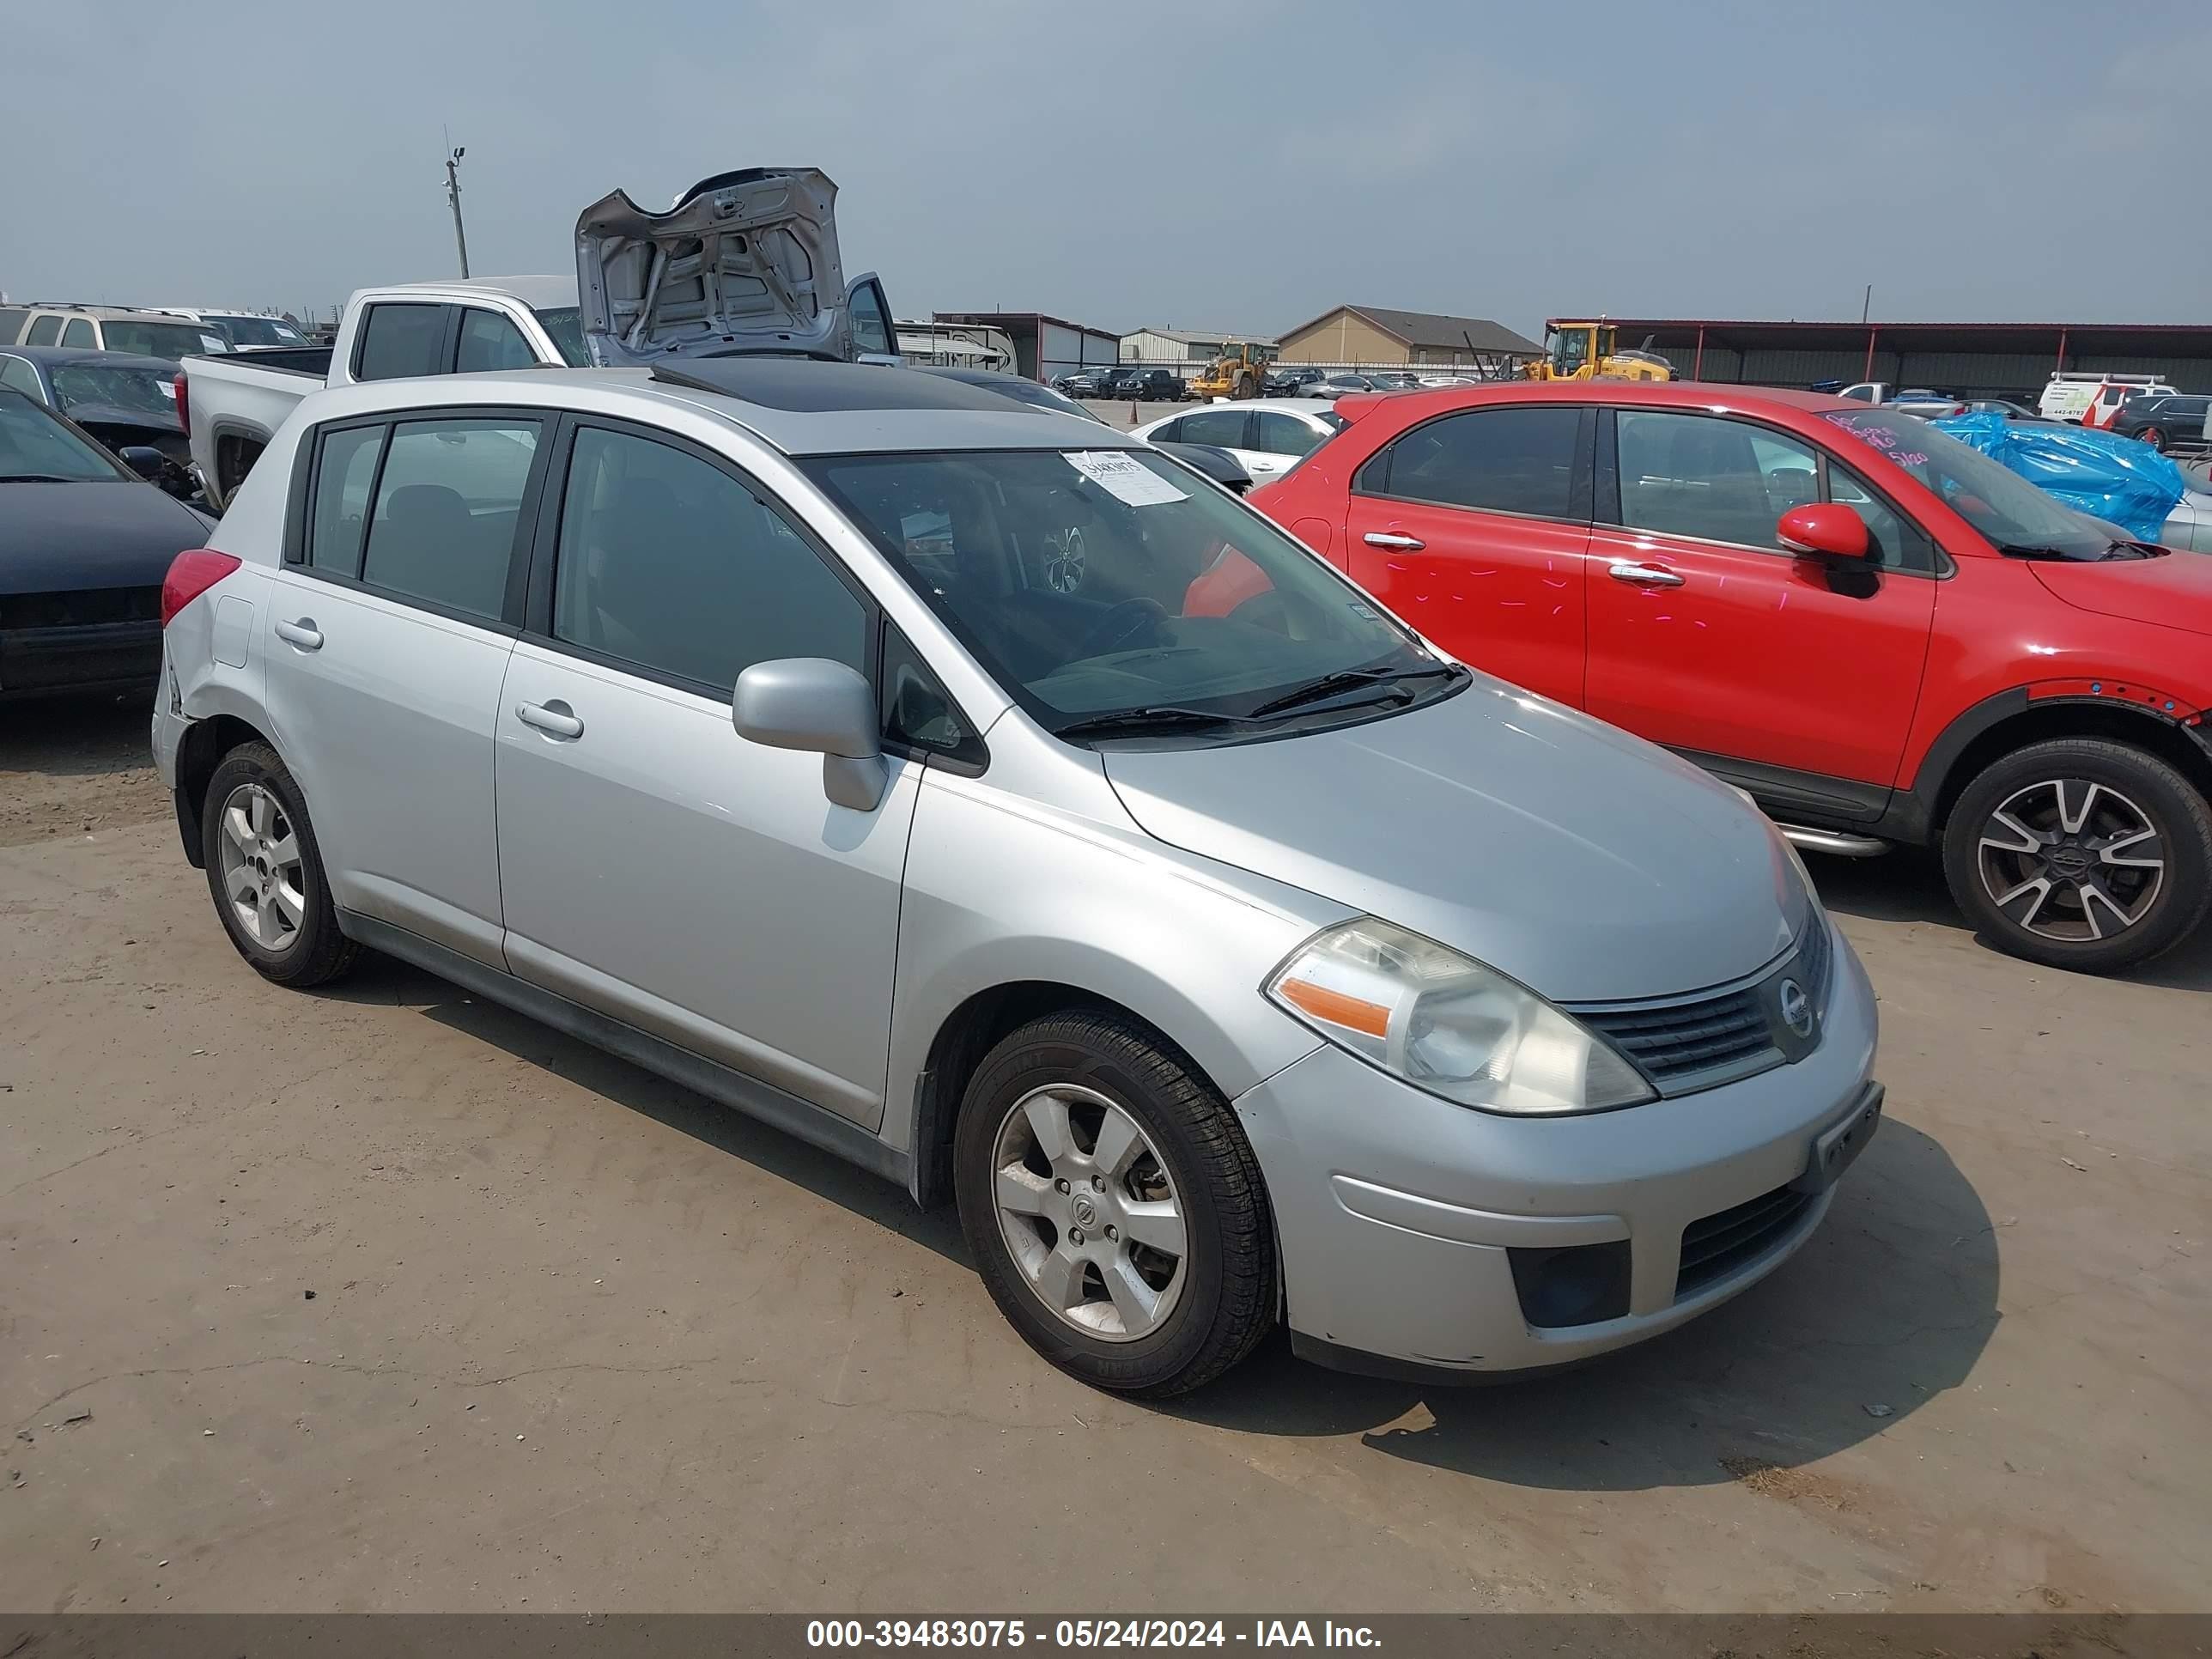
1792, 1082, 1883, 1194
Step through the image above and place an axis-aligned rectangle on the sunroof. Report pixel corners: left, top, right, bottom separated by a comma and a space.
648, 357, 1020, 414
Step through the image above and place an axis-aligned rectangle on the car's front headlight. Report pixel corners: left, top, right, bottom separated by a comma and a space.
1264, 918, 1654, 1115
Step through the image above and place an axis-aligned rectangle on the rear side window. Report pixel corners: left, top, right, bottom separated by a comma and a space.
1177, 408, 1249, 448
0, 308, 27, 343
61, 319, 95, 348
454, 308, 537, 372
358, 418, 540, 618
354, 304, 449, 381
550, 425, 866, 692
1358, 405, 1581, 519
26, 315, 63, 346
307, 425, 387, 575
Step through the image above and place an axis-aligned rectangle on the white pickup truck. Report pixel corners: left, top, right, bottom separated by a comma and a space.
181, 167, 896, 510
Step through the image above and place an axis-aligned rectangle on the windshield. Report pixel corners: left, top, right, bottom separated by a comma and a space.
1823, 409, 2146, 561
532, 307, 591, 367
806, 447, 1452, 739
51, 365, 178, 418
992, 381, 1107, 422
209, 315, 304, 347
0, 391, 129, 482
102, 319, 229, 356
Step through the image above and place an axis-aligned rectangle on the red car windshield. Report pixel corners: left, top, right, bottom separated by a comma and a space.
1823, 409, 2151, 562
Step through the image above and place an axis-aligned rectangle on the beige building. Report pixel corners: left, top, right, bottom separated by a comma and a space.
1275, 304, 1542, 374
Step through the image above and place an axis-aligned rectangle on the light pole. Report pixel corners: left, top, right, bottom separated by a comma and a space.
444, 146, 471, 279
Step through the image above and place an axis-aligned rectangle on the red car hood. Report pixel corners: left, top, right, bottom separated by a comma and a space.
2029, 553, 2212, 636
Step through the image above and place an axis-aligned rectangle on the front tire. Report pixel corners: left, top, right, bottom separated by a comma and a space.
2136, 426, 2166, 452
201, 741, 359, 988
1941, 738, 2212, 973
954, 1012, 1275, 1396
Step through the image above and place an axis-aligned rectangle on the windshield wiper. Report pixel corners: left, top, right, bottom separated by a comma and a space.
1246, 662, 1463, 719
0, 474, 83, 483
1053, 705, 1268, 740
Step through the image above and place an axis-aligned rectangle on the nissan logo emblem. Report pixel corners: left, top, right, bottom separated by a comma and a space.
1778, 978, 1814, 1040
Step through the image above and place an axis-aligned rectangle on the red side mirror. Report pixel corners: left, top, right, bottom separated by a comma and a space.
1777, 502, 1869, 560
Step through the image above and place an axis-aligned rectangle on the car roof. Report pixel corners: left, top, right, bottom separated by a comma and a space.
357, 275, 578, 309
332, 362, 1147, 456
0, 344, 180, 372
1334, 380, 1864, 416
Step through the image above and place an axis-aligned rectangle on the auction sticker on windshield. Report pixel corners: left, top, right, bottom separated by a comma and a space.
1066, 450, 1188, 507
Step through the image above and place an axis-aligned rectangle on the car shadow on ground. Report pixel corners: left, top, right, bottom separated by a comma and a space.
1806, 848, 2212, 993
1161, 1116, 2001, 1491
321, 951, 971, 1268
329, 955, 1997, 1494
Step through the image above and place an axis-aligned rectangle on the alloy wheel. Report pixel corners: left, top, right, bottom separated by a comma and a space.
1977, 777, 2164, 943
216, 781, 306, 953
990, 1084, 1188, 1342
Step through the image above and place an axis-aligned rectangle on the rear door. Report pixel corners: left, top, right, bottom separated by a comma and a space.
263, 407, 548, 963
1582, 407, 1936, 821
492, 416, 919, 1127
1339, 403, 1593, 706
1173, 406, 1261, 478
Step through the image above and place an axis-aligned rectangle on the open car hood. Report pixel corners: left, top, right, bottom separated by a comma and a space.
576, 167, 863, 366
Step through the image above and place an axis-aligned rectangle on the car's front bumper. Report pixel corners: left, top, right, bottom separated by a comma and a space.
1232, 916, 1880, 1378
0, 619, 161, 699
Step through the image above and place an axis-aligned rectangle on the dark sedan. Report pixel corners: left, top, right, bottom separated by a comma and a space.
0, 344, 199, 498
0, 389, 211, 699
2111, 393, 2210, 454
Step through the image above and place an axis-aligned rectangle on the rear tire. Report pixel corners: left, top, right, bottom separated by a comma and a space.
954, 1011, 1275, 1396
2137, 426, 2166, 453
201, 742, 359, 988
1941, 738, 2212, 973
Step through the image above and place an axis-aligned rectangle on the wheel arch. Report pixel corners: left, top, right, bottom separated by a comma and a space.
173, 712, 277, 868
1897, 688, 2212, 845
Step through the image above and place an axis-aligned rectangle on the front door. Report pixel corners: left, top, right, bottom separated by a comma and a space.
263, 410, 546, 963
1583, 407, 1936, 822
493, 418, 917, 1127
1339, 402, 1592, 707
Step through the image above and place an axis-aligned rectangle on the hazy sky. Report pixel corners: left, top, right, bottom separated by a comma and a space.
6, 0, 2207, 337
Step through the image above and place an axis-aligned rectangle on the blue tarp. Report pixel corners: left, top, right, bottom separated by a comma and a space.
1928, 413, 2186, 544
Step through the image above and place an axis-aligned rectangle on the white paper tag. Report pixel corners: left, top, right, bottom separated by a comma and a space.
1065, 449, 1187, 507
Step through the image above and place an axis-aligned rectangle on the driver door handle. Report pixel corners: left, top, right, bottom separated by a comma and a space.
1364, 531, 1425, 550
515, 699, 584, 739
274, 617, 323, 650
1607, 562, 1686, 587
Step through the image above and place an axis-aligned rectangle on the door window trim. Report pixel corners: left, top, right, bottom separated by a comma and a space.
1595, 406, 1949, 580
1350, 401, 1597, 527
282, 404, 553, 633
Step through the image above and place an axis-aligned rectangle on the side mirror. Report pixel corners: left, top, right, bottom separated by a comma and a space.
118, 445, 167, 482
733, 658, 887, 811
1777, 502, 1869, 560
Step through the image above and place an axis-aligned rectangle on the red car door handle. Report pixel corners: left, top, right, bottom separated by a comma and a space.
1607, 562, 1685, 587
1363, 531, 1425, 550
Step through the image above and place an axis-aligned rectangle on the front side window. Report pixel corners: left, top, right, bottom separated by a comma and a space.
1826, 460, 1937, 574
848, 281, 893, 357
358, 419, 539, 617
551, 426, 865, 691
454, 308, 537, 372
1360, 405, 1581, 520
808, 448, 1448, 735
62, 318, 94, 348
355, 304, 448, 381
1176, 409, 1248, 448
1613, 410, 1821, 549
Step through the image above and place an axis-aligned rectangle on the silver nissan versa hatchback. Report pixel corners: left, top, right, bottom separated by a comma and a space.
154, 358, 1881, 1395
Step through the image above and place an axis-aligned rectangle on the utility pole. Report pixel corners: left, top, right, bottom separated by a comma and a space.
444, 145, 471, 279
1861, 283, 1872, 325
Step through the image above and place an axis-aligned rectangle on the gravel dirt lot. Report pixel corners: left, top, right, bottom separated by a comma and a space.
3, 699, 2207, 1613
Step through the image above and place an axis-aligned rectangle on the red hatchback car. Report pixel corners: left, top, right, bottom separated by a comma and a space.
1251, 381, 2212, 973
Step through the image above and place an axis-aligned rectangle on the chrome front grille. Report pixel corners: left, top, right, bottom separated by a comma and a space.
1568, 909, 1836, 1097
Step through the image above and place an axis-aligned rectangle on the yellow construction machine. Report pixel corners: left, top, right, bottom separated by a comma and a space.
1526, 320, 1674, 383
1190, 340, 1274, 401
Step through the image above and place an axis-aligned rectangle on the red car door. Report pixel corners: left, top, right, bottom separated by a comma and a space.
1338, 403, 1592, 707
1583, 407, 1936, 817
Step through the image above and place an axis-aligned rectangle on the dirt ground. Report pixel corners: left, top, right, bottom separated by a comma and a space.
2, 700, 2206, 1613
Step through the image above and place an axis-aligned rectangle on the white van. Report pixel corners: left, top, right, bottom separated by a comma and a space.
2039, 371, 2177, 427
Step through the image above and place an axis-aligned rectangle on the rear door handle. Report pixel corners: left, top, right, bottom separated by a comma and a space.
1607, 562, 1685, 587
1363, 531, 1425, 550
515, 699, 584, 739
274, 617, 323, 650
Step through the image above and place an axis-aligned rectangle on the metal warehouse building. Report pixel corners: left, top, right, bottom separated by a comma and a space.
1595, 319, 2212, 398
1120, 327, 1277, 365
931, 310, 1121, 383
